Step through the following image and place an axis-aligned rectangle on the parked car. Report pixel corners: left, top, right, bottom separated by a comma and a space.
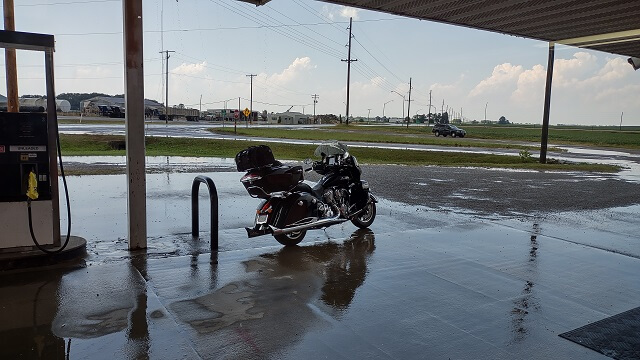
432, 123, 466, 137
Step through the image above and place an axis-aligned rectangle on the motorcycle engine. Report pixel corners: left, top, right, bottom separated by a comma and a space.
323, 188, 349, 217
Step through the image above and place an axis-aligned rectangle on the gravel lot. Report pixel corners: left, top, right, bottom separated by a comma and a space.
311, 164, 640, 216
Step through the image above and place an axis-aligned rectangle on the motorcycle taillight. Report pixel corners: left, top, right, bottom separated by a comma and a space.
259, 201, 273, 214
241, 173, 262, 183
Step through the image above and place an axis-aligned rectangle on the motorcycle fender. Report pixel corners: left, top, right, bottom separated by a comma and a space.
276, 193, 319, 227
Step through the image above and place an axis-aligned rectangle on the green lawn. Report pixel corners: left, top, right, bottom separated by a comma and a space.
210, 127, 552, 151
59, 134, 619, 172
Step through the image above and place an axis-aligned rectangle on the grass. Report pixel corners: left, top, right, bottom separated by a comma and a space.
59, 134, 619, 172
209, 127, 554, 151
345, 124, 640, 149
461, 125, 640, 148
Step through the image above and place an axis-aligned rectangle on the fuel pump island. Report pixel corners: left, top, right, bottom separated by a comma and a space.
0, 30, 85, 266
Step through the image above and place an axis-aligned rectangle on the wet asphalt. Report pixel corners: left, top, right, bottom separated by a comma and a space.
3, 133, 640, 358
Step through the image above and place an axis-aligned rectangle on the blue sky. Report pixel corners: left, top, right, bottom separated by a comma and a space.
5, 0, 640, 125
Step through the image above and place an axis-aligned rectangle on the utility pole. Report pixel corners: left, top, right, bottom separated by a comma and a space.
485, 102, 488, 121
391, 91, 405, 122
383, 100, 393, 119
342, 17, 357, 126
159, 50, 175, 124
4, 0, 18, 112
312, 94, 319, 123
406, 77, 412, 128
428, 90, 432, 125
246, 74, 256, 124
620, 111, 623, 130
199, 94, 202, 120
367, 108, 371, 124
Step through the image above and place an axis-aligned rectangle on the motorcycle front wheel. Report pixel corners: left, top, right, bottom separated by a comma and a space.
274, 230, 306, 246
351, 195, 376, 229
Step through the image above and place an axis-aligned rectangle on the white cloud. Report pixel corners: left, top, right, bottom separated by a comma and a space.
340, 6, 360, 20
430, 74, 465, 95
553, 52, 597, 87
262, 57, 314, 85
511, 64, 546, 104
172, 61, 207, 75
469, 63, 522, 97
322, 5, 359, 21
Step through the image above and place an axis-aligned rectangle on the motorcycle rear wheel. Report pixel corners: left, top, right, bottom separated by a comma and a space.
351, 196, 376, 229
274, 230, 306, 246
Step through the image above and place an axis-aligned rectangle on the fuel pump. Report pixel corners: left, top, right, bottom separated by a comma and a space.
0, 112, 56, 249
0, 30, 72, 254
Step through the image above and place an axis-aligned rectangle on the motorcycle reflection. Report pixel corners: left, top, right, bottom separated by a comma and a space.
265, 228, 376, 312
170, 229, 376, 358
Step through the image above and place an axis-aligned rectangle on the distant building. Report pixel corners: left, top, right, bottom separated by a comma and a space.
0, 95, 72, 112
81, 96, 163, 116
267, 111, 310, 125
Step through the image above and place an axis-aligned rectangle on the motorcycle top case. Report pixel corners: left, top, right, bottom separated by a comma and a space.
235, 145, 278, 171
242, 164, 304, 198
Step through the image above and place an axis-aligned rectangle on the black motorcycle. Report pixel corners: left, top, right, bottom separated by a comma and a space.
236, 142, 377, 246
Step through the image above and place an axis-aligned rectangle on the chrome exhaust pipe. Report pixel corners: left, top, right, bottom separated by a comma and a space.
271, 215, 347, 235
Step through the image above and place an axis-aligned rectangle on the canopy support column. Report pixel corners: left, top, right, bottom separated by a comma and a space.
540, 42, 555, 164
123, 0, 147, 249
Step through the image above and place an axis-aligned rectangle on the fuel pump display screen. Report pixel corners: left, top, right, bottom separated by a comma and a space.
0, 112, 51, 202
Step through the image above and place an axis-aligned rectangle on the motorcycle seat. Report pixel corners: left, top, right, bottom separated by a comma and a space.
292, 182, 324, 199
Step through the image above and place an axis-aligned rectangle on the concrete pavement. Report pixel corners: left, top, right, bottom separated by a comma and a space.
1, 168, 639, 359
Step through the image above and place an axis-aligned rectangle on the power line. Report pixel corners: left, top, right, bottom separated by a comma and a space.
207, 0, 345, 59
353, 36, 405, 84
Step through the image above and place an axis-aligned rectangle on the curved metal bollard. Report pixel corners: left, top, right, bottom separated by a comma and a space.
191, 175, 219, 255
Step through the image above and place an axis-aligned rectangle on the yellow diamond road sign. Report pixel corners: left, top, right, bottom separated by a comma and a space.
243, 108, 251, 117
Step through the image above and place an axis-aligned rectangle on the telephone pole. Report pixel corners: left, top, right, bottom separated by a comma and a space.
4, 0, 18, 112
246, 74, 256, 124
159, 50, 175, 124
312, 94, 319, 123
406, 77, 412, 128
342, 17, 357, 126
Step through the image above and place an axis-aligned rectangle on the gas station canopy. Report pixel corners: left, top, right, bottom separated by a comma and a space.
275, 0, 640, 59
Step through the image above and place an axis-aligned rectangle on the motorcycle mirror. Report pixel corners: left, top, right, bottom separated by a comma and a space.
303, 158, 312, 165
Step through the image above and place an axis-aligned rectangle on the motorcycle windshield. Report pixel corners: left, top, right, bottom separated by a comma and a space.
314, 141, 349, 157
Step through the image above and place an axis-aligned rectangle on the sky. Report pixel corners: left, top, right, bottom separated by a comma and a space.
4, 0, 640, 125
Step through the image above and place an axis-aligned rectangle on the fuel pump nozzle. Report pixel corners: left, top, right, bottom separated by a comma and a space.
26, 171, 39, 201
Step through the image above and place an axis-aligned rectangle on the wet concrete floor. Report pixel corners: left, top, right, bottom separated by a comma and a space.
2, 166, 639, 359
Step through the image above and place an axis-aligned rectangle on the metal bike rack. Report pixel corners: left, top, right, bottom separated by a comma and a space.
191, 175, 219, 254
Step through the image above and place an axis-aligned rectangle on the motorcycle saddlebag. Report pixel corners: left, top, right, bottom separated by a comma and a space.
235, 145, 278, 171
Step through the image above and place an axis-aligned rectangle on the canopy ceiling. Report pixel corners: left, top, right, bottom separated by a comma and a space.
314, 0, 640, 59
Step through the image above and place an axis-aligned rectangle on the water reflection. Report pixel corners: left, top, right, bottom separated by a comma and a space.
128, 255, 150, 360
510, 223, 541, 342
0, 272, 67, 359
266, 228, 376, 313
170, 229, 376, 358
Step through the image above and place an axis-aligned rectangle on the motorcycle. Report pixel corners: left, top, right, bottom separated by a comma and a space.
236, 142, 377, 246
